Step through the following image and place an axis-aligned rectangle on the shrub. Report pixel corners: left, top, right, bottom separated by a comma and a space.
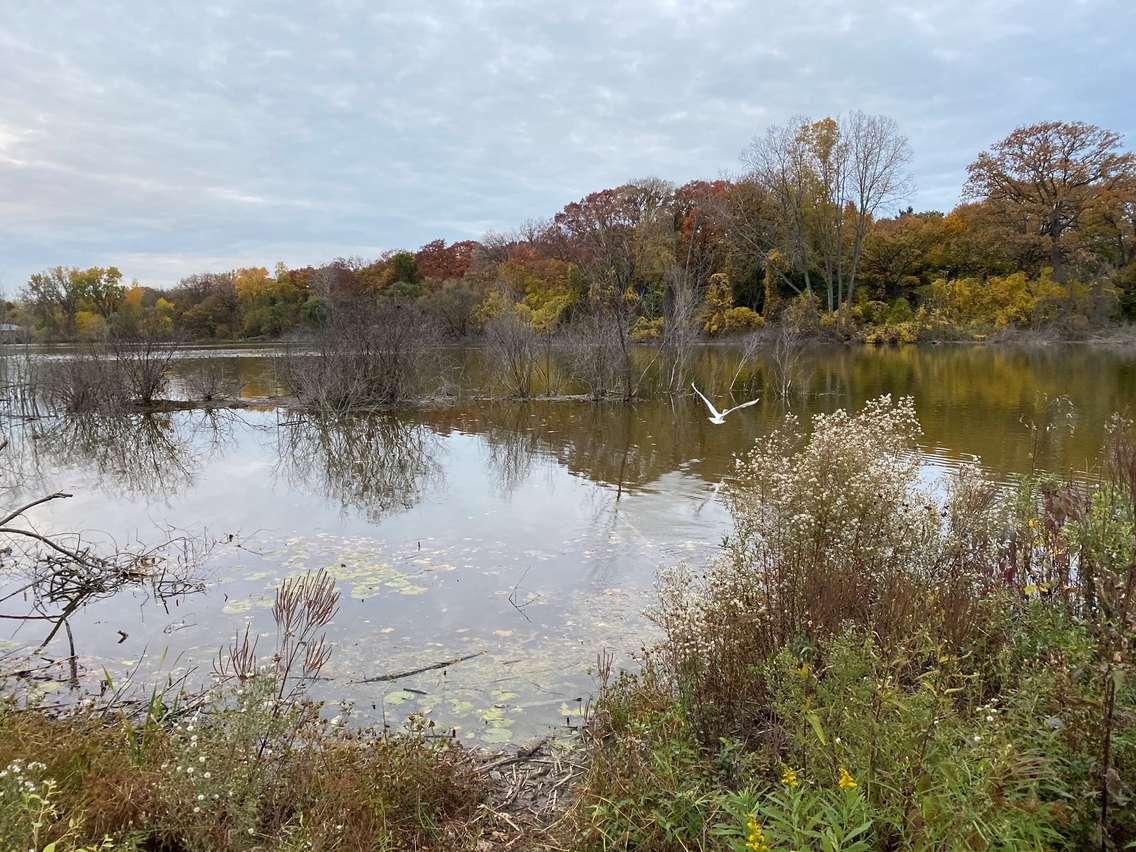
630, 315, 664, 342
782, 292, 821, 335
33, 348, 126, 413
570, 396, 1136, 849
886, 296, 914, 324
703, 274, 766, 336
281, 300, 440, 410
484, 307, 541, 398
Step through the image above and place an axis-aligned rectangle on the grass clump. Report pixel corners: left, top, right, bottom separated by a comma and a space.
569, 396, 1135, 850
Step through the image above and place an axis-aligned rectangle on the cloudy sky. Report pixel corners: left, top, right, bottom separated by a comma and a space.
1, 0, 1132, 290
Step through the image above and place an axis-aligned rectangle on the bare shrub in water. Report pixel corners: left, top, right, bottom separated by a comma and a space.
564, 314, 626, 400
34, 347, 125, 413
110, 329, 175, 405
658, 267, 701, 394
484, 310, 540, 398
768, 325, 807, 398
281, 300, 440, 410
182, 360, 238, 402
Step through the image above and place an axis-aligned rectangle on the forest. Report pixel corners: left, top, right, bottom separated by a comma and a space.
5, 117, 1135, 347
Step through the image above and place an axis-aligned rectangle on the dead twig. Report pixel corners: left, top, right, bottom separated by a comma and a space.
354, 651, 485, 684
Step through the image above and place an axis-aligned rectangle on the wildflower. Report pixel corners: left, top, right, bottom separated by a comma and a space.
193, 806, 201, 814
837, 767, 857, 790
797, 662, 811, 679
781, 766, 799, 788
745, 814, 770, 852
204, 772, 211, 779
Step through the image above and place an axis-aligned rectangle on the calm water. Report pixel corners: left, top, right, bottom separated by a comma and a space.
2, 343, 1135, 743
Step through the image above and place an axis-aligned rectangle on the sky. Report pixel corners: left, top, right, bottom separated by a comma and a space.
1, 0, 1133, 291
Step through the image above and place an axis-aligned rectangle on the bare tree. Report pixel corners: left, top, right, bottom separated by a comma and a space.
745, 112, 912, 309
844, 111, 914, 304
744, 118, 817, 299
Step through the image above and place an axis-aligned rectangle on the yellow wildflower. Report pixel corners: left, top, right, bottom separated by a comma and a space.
837, 767, 858, 790
797, 662, 811, 679
781, 766, 799, 788
745, 815, 770, 852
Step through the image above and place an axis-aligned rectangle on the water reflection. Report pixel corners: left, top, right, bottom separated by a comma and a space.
277, 412, 444, 520
4, 343, 1136, 736
25, 412, 236, 499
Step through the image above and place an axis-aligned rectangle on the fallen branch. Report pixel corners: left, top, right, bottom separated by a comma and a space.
478, 735, 552, 773
354, 651, 485, 684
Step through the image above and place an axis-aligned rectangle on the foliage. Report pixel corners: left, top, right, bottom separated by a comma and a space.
568, 397, 1136, 849
0, 570, 486, 851
925, 270, 1117, 335
702, 274, 766, 336
12, 119, 1135, 345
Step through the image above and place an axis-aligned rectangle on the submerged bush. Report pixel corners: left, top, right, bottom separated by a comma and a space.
280, 300, 440, 410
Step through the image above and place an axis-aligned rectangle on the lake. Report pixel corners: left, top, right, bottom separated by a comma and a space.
2, 342, 1134, 745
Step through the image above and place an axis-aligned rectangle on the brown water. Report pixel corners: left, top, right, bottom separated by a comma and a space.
2, 343, 1134, 743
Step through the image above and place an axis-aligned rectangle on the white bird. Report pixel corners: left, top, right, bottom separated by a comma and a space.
691, 383, 759, 424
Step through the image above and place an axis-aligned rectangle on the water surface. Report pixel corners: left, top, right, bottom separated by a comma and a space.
2, 343, 1133, 743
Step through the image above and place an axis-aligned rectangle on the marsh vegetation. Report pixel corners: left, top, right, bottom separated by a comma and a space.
3, 344, 1136, 848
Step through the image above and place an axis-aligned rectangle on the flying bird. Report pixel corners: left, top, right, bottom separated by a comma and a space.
691, 383, 760, 425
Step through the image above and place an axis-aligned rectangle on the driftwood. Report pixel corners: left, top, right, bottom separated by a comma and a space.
354, 651, 485, 684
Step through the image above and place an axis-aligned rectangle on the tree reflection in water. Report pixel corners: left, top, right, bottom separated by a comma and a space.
27, 411, 236, 498
0, 438, 209, 688
276, 412, 443, 520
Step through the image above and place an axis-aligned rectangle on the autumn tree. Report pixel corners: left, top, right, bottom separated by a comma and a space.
843, 111, 914, 303
965, 121, 1136, 277
414, 239, 480, 281
21, 266, 126, 338
744, 118, 818, 299
746, 113, 911, 310
71, 266, 126, 320
551, 181, 675, 398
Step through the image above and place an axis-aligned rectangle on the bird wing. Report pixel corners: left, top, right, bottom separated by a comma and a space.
721, 397, 760, 417
691, 383, 721, 418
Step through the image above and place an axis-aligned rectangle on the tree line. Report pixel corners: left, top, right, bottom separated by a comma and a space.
7, 116, 1135, 345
